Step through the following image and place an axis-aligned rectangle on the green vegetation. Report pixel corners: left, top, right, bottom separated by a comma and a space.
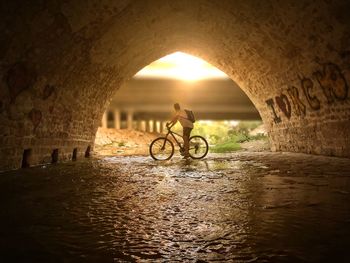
210, 141, 241, 153
172, 120, 267, 153
118, 141, 126, 147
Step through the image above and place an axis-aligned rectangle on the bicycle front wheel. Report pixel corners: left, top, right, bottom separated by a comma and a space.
149, 137, 174, 160
189, 135, 209, 159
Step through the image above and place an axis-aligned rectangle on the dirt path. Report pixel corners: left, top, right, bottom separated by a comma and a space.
94, 128, 160, 156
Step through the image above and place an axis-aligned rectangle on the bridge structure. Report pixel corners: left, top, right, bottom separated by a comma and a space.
101, 78, 261, 133
2, 0, 350, 171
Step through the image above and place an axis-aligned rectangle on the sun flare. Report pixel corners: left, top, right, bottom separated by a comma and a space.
134, 52, 228, 81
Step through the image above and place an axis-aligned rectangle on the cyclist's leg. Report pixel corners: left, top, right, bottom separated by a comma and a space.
183, 127, 192, 157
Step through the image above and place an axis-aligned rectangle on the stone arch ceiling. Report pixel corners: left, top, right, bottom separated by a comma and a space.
0, 0, 349, 170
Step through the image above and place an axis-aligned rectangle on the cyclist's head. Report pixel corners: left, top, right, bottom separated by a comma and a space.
174, 103, 180, 111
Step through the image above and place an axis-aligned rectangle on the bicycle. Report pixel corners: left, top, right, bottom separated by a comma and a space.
149, 124, 209, 160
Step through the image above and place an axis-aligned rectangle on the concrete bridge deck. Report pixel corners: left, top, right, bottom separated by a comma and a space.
103, 78, 261, 130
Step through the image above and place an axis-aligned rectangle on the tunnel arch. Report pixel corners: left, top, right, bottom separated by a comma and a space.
100, 50, 263, 133
114, 49, 259, 105
0, 0, 349, 170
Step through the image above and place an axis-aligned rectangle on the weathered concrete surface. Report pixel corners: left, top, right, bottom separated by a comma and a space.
0, 0, 350, 170
0, 152, 350, 261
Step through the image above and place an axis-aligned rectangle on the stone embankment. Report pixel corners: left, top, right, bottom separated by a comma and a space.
94, 128, 159, 156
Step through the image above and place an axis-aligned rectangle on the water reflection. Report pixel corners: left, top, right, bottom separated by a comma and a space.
0, 152, 350, 262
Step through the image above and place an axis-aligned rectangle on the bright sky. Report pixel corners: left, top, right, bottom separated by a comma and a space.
134, 52, 229, 81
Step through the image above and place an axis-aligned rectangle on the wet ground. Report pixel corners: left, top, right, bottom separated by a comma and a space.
1, 152, 350, 262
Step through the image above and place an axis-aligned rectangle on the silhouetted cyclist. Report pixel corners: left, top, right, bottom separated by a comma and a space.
167, 103, 195, 158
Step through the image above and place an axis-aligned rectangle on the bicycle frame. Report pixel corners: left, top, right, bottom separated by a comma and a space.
164, 127, 184, 149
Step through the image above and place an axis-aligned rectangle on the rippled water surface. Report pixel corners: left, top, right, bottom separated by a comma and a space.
1, 152, 350, 262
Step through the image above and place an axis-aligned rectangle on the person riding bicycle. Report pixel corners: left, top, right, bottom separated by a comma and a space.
167, 103, 194, 158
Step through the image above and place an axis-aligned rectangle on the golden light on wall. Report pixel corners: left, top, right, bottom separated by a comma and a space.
135, 52, 228, 81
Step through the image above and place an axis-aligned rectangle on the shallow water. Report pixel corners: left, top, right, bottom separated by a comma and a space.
1, 152, 350, 262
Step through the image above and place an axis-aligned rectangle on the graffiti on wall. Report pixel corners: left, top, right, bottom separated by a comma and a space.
275, 94, 291, 119
301, 78, 321, 111
266, 63, 349, 124
6, 62, 37, 103
314, 63, 348, 103
42, 85, 56, 100
28, 108, 42, 132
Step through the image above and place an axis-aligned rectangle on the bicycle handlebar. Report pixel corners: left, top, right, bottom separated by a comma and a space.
166, 122, 173, 130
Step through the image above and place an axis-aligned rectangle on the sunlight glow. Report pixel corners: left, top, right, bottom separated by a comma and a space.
134, 52, 228, 81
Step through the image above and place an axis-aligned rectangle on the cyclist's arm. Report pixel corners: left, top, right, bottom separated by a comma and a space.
167, 114, 178, 127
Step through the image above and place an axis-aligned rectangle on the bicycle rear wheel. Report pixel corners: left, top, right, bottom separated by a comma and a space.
189, 135, 209, 159
149, 137, 174, 160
